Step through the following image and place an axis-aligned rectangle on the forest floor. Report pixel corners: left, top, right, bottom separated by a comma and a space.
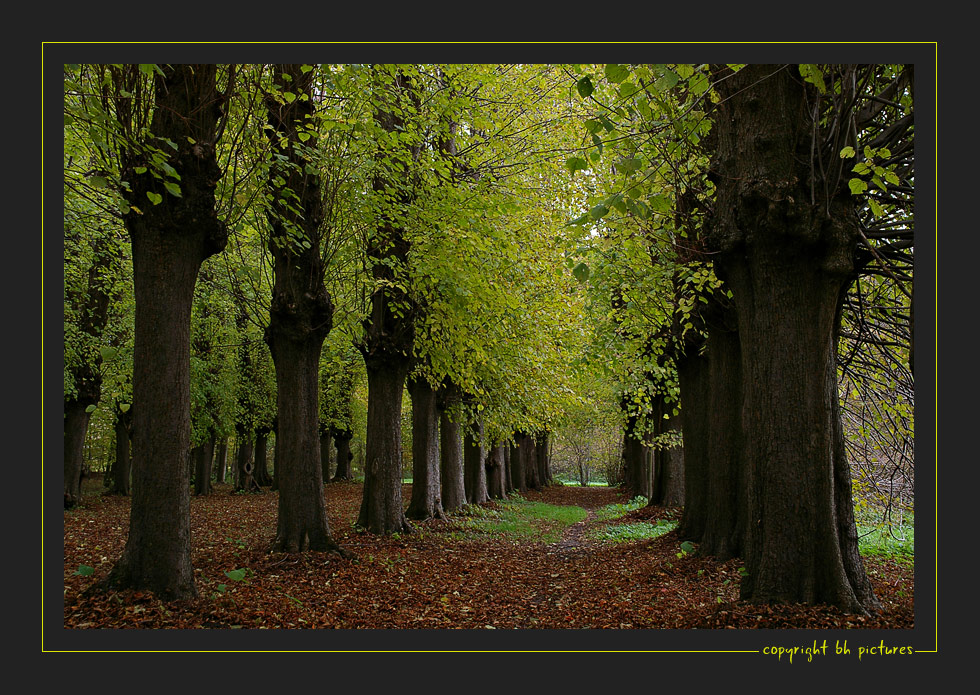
61, 476, 913, 634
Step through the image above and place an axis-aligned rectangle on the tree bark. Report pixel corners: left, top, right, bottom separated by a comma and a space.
108, 404, 132, 496
696, 313, 744, 560
331, 427, 354, 481
358, 362, 412, 533
235, 433, 258, 493
486, 445, 507, 500
676, 348, 710, 542
214, 437, 227, 485
254, 429, 271, 487
193, 435, 215, 496
99, 64, 227, 601
464, 419, 488, 504
708, 63, 879, 613
406, 377, 445, 520
439, 403, 466, 513
263, 64, 343, 555
64, 398, 95, 508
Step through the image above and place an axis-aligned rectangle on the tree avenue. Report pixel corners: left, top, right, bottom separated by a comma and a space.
62, 61, 916, 617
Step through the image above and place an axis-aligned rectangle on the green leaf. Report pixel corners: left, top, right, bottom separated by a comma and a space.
565, 156, 588, 175
799, 64, 826, 94
99, 346, 117, 361
89, 175, 108, 188
147, 191, 163, 205
869, 199, 884, 217
225, 568, 247, 582
680, 541, 696, 553
589, 204, 609, 220
604, 64, 630, 84
572, 262, 590, 283
576, 76, 594, 99
216, 584, 228, 593
839, 146, 856, 159
74, 565, 95, 576
84, 405, 97, 413
119, 403, 130, 413
164, 181, 182, 197
848, 178, 868, 195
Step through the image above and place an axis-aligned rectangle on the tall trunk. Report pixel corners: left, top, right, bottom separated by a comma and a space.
64, 400, 94, 508
358, 363, 412, 533
109, 406, 132, 496
214, 438, 227, 485
235, 435, 257, 492
263, 64, 342, 555
697, 315, 744, 559
331, 428, 353, 481
268, 338, 338, 551
254, 430, 271, 487
524, 435, 540, 491
511, 432, 530, 494
676, 349, 710, 542
357, 65, 418, 534
98, 63, 227, 601
650, 409, 685, 507
406, 377, 444, 520
193, 435, 214, 496
535, 432, 553, 488
503, 445, 513, 493
621, 412, 649, 500
439, 407, 466, 512
464, 421, 488, 505
320, 422, 331, 483
709, 63, 878, 613
486, 445, 507, 500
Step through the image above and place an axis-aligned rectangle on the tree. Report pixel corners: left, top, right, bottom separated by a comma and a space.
92, 63, 230, 600
262, 64, 345, 554
705, 64, 903, 612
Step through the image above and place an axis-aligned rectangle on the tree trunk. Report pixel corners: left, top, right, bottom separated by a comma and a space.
406, 377, 445, 521
214, 438, 227, 485
193, 435, 214, 496
97, 63, 227, 602
268, 337, 339, 551
464, 419, 488, 505
319, 426, 332, 482
696, 315, 744, 559
535, 432, 553, 488
439, 407, 466, 513
503, 445, 513, 493
331, 428, 353, 481
254, 430, 271, 487
676, 349, 710, 542
109, 406, 132, 496
486, 445, 507, 500
650, 408, 685, 507
64, 399, 94, 508
235, 435, 258, 493
511, 432, 530, 494
709, 63, 878, 613
358, 362, 412, 533
263, 64, 343, 555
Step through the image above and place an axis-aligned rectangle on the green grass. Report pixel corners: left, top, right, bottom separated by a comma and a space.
455, 497, 588, 543
592, 496, 649, 522
586, 519, 677, 544
857, 520, 914, 559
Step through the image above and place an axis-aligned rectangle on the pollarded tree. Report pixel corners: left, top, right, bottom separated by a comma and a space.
704, 63, 914, 613
261, 64, 347, 554
77, 63, 231, 600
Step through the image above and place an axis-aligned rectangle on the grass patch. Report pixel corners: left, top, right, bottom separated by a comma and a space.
857, 521, 914, 559
586, 519, 677, 544
592, 496, 649, 523
456, 497, 587, 543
